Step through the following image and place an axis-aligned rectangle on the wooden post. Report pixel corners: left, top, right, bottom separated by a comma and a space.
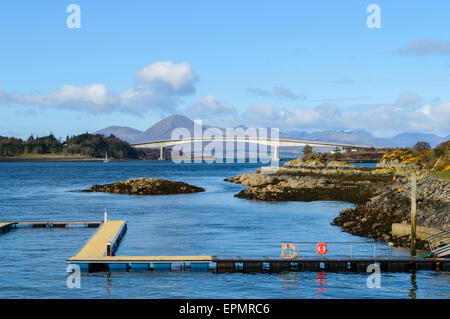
410, 172, 417, 256
106, 240, 112, 257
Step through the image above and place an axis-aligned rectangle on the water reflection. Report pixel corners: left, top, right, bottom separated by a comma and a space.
409, 272, 417, 299
281, 272, 297, 289
315, 272, 327, 298
106, 272, 112, 296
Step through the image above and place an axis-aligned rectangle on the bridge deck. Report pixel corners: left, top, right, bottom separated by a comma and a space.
131, 138, 379, 150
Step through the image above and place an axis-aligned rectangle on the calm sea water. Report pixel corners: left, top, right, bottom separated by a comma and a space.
0, 161, 448, 299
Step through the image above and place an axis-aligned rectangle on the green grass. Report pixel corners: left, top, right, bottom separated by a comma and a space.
432, 170, 450, 180
0, 153, 95, 160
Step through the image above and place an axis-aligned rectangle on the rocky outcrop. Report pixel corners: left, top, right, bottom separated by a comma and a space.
225, 160, 395, 204
332, 173, 449, 248
85, 177, 205, 195
225, 158, 449, 249
377, 158, 421, 170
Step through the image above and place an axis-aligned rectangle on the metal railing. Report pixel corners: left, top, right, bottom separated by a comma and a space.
280, 241, 402, 259
427, 229, 450, 258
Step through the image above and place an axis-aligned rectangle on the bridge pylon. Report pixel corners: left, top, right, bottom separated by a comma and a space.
158, 146, 165, 161
272, 145, 280, 162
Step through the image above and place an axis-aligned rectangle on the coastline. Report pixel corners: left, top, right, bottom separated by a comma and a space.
0, 156, 159, 162
0, 158, 105, 162
225, 159, 449, 250
0, 155, 216, 162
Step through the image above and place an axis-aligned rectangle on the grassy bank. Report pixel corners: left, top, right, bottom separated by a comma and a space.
0, 154, 101, 161
432, 170, 450, 180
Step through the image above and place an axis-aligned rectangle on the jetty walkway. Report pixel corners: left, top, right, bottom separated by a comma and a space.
1, 219, 449, 273
66, 220, 450, 273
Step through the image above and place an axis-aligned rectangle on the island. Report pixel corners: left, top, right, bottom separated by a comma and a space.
84, 177, 205, 195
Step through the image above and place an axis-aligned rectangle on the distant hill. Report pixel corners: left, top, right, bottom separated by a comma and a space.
388, 133, 446, 148
282, 129, 395, 147
135, 114, 202, 143
95, 126, 142, 143
96, 115, 224, 143
280, 130, 309, 140
95, 115, 448, 149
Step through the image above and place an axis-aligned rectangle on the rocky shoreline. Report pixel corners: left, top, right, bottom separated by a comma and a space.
84, 177, 205, 195
332, 173, 449, 248
225, 160, 395, 205
225, 158, 449, 249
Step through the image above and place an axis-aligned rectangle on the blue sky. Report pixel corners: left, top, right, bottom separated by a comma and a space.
0, 0, 449, 139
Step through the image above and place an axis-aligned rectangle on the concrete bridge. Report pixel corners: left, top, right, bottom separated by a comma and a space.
131, 137, 377, 161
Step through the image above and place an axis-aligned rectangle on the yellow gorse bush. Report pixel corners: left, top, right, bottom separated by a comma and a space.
381, 150, 418, 164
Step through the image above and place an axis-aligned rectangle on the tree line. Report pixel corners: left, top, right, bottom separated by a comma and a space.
0, 133, 139, 159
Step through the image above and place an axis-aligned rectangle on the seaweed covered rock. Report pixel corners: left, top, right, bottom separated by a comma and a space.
332, 173, 450, 248
225, 160, 395, 204
86, 177, 205, 195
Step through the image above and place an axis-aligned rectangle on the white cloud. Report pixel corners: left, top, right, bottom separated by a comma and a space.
407, 102, 450, 132
241, 94, 450, 136
272, 87, 304, 100
0, 61, 198, 114
388, 38, 450, 56
246, 88, 272, 97
242, 103, 320, 128
394, 92, 422, 107
247, 86, 305, 100
419, 104, 431, 115
185, 94, 236, 116
184, 94, 238, 127
311, 96, 369, 103
242, 103, 282, 126
13, 84, 118, 113
136, 61, 197, 93
0, 90, 10, 104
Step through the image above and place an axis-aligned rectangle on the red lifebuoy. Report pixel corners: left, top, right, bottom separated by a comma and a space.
316, 242, 327, 255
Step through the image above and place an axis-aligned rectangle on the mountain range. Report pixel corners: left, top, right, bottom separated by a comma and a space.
95, 115, 449, 148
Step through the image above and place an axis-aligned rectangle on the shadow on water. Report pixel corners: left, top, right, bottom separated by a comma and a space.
409, 272, 417, 299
